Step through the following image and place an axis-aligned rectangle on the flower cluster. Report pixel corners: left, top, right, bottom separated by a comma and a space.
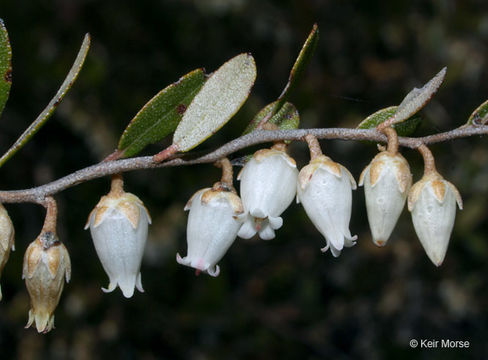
358, 138, 462, 266
175, 131, 463, 278
0, 130, 462, 335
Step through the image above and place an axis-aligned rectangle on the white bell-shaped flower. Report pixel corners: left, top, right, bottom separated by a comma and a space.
0, 203, 14, 300
408, 172, 462, 266
237, 147, 298, 240
85, 179, 151, 298
297, 155, 357, 257
177, 185, 244, 276
359, 151, 412, 246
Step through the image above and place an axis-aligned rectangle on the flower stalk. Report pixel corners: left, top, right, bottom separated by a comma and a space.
41, 197, 57, 234
381, 126, 399, 154
417, 143, 437, 175
304, 134, 323, 160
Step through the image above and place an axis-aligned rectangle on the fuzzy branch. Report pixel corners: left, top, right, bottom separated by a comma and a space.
0, 124, 486, 204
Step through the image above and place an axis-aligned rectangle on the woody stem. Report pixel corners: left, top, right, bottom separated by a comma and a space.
0, 125, 487, 204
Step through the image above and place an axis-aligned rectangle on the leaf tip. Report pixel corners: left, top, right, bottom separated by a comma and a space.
437, 66, 447, 82
83, 33, 91, 48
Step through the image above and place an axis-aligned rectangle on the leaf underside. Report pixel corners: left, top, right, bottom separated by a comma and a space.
388, 67, 446, 126
358, 106, 421, 136
173, 53, 257, 152
118, 68, 206, 158
466, 99, 488, 126
0, 33, 91, 168
0, 19, 12, 118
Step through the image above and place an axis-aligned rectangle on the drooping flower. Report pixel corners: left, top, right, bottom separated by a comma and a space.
0, 203, 14, 300
85, 176, 151, 298
237, 145, 298, 240
23, 232, 71, 333
359, 151, 412, 246
408, 171, 462, 266
177, 183, 244, 276
297, 155, 357, 257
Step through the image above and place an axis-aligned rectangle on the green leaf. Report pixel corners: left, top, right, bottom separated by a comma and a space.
0, 19, 12, 118
173, 53, 257, 152
387, 67, 446, 126
0, 33, 90, 168
466, 99, 488, 126
118, 69, 206, 158
243, 100, 300, 134
358, 106, 421, 136
276, 24, 319, 111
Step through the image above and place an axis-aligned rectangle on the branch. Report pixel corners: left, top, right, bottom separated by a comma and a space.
0, 124, 486, 204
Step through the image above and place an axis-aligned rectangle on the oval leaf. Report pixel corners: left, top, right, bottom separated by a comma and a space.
358, 106, 421, 136
0, 33, 90, 168
0, 19, 12, 118
244, 100, 299, 134
118, 69, 206, 158
386, 67, 446, 127
466, 99, 488, 126
173, 53, 257, 152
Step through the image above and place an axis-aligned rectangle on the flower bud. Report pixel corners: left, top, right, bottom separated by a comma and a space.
408, 172, 463, 266
237, 147, 298, 240
0, 203, 14, 300
297, 155, 357, 257
85, 187, 151, 298
359, 151, 412, 246
23, 232, 71, 333
177, 185, 244, 276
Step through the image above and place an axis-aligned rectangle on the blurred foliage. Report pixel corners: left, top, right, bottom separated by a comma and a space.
0, 0, 487, 359
0, 34, 90, 168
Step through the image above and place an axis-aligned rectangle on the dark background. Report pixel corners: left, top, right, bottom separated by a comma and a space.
0, 0, 487, 359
